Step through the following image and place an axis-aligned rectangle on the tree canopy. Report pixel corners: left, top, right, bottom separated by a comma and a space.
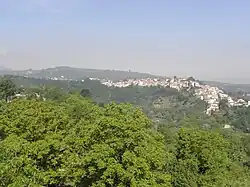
0, 97, 172, 186
0, 78, 16, 101
0, 77, 250, 186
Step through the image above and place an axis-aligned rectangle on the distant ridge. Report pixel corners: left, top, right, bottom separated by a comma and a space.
202, 80, 250, 93
0, 66, 158, 81
0, 65, 12, 73
0, 65, 9, 70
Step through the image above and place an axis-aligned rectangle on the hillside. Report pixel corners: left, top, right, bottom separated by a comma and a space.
0, 66, 157, 81
2, 74, 250, 113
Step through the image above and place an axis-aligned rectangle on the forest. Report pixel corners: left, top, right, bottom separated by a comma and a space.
0, 76, 250, 186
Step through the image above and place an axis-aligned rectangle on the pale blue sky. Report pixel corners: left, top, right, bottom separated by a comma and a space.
0, 0, 250, 82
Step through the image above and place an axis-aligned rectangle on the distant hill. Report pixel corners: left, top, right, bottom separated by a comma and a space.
0, 66, 157, 81
0, 65, 10, 71
202, 80, 250, 93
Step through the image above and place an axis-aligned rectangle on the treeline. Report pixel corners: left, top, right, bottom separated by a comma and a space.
0, 77, 250, 186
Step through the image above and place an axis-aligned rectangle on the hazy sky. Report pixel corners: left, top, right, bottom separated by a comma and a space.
0, 0, 250, 82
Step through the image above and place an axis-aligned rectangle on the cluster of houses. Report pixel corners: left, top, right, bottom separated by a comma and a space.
100, 77, 250, 114
14, 74, 250, 115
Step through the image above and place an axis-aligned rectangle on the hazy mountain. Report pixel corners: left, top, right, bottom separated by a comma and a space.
202, 80, 250, 93
0, 66, 157, 81
0, 65, 9, 70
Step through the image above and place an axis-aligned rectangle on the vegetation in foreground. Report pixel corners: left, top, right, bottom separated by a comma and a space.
0, 77, 250, 186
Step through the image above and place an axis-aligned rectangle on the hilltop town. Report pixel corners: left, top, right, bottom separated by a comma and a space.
20, 71, 249, 115
99, 77, 250, 114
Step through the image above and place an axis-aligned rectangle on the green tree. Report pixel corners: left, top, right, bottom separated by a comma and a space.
69, 101, 172, 186
0, 78, 16, 102
172, 128, 231, 187
243, 135, 250, 158
0, 97, 171, 186
0, 99, 73, 186
80, 88, 92, 98
219, 98, 229, 111
42, 87, 67, 101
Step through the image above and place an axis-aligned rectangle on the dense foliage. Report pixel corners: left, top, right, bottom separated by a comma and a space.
0, 77, 250, 186
0, 77, 16, 101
